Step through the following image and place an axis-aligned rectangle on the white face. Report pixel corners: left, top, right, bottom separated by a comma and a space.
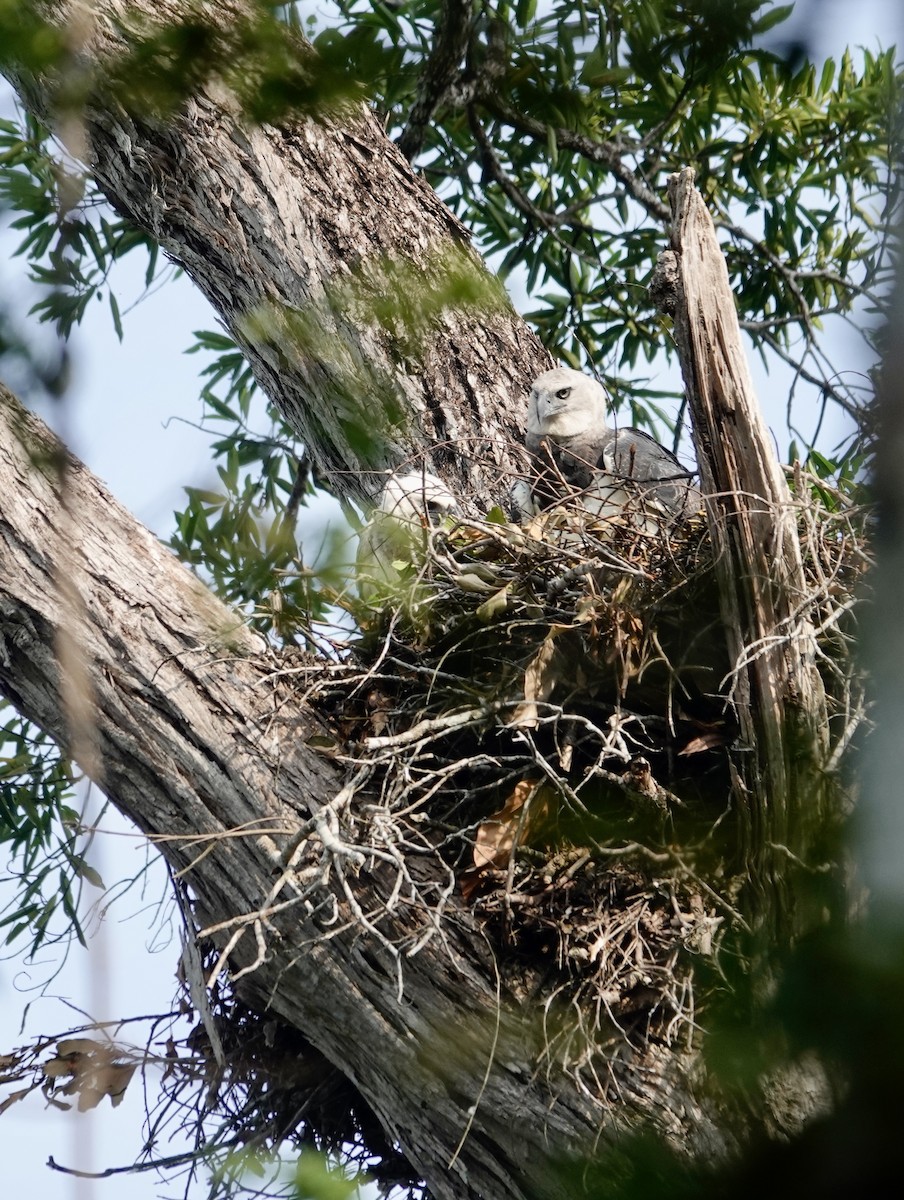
378, 471, 458, 524
526, 367, 609, 438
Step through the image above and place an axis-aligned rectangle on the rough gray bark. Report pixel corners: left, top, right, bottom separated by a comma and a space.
0, 383, 734, 1196
398, 0, 475, 160
7, 0, 549, 512
653, 170, 829, 922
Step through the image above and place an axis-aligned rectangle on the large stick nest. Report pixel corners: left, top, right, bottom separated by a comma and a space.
286, 475, 868, 1063
148, 475, 868, 1190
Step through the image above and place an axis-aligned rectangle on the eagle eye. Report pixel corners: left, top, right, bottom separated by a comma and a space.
555, 386, 572, 400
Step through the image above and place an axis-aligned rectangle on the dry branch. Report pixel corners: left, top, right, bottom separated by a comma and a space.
655, 169, 832, 924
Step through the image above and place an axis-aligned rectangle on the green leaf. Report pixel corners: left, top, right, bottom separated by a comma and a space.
752, 4, 795, 35
819, 57, 836, 95
108, 290, 123, 341
294, 1151, 361, 1200
73, 858, 105, 889
515, 0, 538, 28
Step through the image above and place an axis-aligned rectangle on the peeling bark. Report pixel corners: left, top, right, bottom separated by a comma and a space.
656, 168, 830, 923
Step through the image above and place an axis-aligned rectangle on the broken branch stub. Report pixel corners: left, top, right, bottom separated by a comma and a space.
656, 168, 830, 924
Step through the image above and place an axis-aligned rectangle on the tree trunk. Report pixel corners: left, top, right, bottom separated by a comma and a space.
0, 384, 737, 1195
2, 7, 837, 1196
7, 0, 550, 512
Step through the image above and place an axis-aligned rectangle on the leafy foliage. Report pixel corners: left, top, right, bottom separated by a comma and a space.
0, 109, 161, 368
0, 702, 94, 957
168, 328, 351, 642
304, 0, 899, 451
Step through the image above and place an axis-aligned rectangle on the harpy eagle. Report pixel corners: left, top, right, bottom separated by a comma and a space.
514, 366, 703, 523
356, 470, 459, 601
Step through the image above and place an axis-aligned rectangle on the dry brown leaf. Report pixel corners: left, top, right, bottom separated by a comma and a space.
472, 780, 534, 871
678, 729, 730, 756
366, 688, 394, 737
0, 1087, 30, 1116
54, 1037, 100, 1058
509, 632, 562, 727
461, 780, 552, 901
0, 1052, 20, 1075
42, 1038, 137, 1112
162, 1036, 179, 1082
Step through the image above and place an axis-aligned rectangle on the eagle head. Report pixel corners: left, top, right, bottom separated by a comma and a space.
527, 367, 610, 441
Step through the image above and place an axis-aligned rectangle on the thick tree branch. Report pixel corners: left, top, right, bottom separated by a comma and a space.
6, 0, 551, 512
0, 384, 561, 1196
0, 380, 742, 1197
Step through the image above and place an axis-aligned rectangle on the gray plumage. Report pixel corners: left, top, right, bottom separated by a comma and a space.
518, 367, 702, 521
357, 471, 459, 600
